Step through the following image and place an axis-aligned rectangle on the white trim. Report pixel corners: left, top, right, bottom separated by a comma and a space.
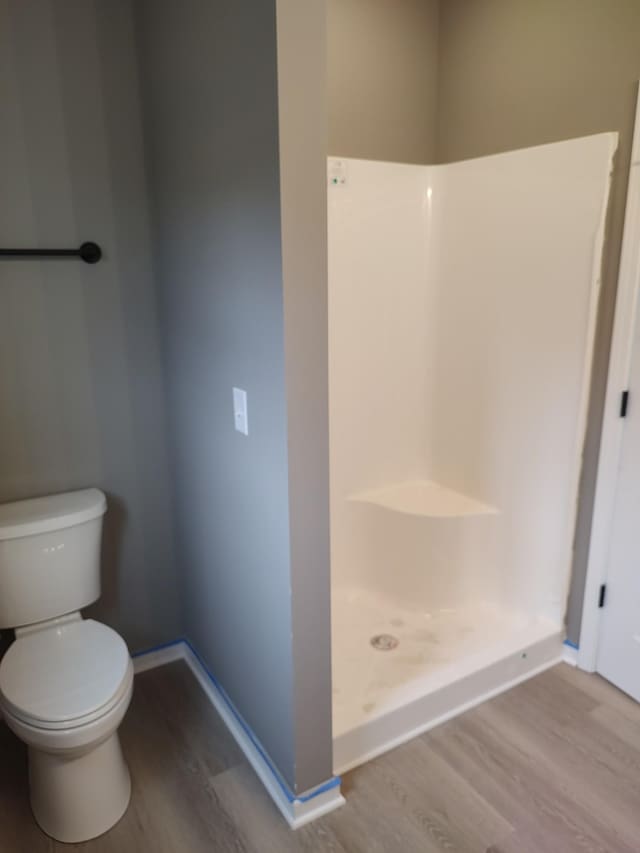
578, 84, 640, 671
132, 640, 344, 829
562, 644, 579, 667
132, 642, 185, 674
180, 643, 345, 829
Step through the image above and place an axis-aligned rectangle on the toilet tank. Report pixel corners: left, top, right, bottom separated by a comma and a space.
0, 489, 107, 629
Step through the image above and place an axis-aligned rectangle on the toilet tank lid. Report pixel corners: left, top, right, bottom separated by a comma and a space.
0, 489, 107, 541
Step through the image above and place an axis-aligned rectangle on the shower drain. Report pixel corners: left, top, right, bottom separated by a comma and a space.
370, 634, 399, 651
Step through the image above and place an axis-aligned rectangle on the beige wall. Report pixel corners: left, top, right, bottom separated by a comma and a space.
327, 0, 640, 644
436, 0, 640, 645
328, 0, 439, 163
276, 0, 334, 791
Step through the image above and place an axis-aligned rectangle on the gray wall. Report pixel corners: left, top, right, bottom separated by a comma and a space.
436, 0, 640, 646
0, 0, 180, 652
328, 0, 440, 163
135, 0, 332, 794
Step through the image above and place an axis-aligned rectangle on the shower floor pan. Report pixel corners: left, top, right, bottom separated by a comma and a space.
332, 586, 563, 773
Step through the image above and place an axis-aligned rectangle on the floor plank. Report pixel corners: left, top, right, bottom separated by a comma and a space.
211, 763, 348, 853
2, 661, 640, 852
348, 737, 513, 852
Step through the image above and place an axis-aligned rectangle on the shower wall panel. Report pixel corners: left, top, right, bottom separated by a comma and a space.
329, 133, 616, 623
431, 134, 617, 621
328, 159, 433, 591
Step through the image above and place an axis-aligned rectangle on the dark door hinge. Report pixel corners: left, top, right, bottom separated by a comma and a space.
620, 390, 629, 417
598, 584, 607, 608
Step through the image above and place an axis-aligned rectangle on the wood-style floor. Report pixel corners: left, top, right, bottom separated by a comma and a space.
1, 660, 639, 852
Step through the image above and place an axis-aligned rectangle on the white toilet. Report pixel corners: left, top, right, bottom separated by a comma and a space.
0, 489, 133, 844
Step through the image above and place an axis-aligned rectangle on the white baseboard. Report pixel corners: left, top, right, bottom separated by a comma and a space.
132, 639, 344, 829
132, 641, 185, 674
562, 642, 579, 667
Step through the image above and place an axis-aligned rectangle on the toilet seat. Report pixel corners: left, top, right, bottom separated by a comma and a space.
0, 619, 131, 731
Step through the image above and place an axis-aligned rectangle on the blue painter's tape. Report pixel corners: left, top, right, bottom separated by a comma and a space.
133, 638, 340, 805
563, 638, 579, 650
182, 639, 342, 804
131, 636, 186, 658
297, 774, 341, 803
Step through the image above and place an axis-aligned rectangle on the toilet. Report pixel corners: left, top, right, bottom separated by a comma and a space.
0, 489, 133, 844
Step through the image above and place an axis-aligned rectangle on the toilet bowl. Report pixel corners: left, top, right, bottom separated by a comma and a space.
0, 614, 134, 843
0, 489, 134, 843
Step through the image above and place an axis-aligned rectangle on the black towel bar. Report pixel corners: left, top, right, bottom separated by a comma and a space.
0, 242, 102, 264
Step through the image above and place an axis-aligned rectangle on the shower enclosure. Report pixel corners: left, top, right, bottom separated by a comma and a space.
328, 133, 617, 771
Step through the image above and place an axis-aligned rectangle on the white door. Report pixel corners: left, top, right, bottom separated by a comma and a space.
590, 84, 640, 697
578, 83, 640, 681
597, 331, 640, 700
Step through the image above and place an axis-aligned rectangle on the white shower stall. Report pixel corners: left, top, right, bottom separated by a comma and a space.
328, 133, 617, 771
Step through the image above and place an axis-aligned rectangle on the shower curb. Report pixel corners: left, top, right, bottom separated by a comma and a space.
333, 631, 565, 774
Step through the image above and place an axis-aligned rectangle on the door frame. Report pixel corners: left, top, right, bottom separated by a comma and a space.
578, 84, 640, 671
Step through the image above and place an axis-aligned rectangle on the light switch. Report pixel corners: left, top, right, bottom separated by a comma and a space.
233, 387, 248, 435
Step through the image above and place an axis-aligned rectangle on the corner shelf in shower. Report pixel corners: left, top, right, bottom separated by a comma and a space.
348, 479, 498, 518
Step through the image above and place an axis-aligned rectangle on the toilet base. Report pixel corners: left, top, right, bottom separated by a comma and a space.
29, 732, 131, 843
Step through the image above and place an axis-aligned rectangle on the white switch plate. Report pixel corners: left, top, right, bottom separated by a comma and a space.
233, 387, 248, 435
